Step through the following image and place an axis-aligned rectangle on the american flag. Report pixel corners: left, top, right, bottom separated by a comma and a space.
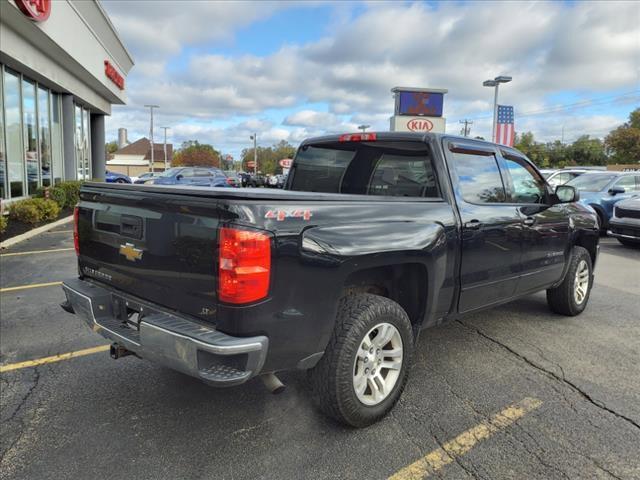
495, 105, 515, 147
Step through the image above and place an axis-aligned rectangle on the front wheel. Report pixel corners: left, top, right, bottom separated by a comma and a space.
309, 294, 414, 427
547, 246, 593, 316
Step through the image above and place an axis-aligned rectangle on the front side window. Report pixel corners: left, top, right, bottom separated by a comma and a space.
450, 151, 506, 203
289, 141, 438, 197
503, 157, 547, 204
614, 176, 639, 192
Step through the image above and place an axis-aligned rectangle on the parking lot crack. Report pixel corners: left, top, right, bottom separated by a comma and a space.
0, 366, 40, 464
456, 320, 640, 433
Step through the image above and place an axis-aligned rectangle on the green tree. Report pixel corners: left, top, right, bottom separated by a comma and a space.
105, 141, 118, 156
241, 140, 297, 174
173, 140, 221, 167
565, 135, 607, 166
605, 108, 640, 164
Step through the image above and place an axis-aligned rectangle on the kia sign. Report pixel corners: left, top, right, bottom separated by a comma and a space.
15, 0, 51, 22
390, 116, 446, 134
279, 159, 293, 168
407, 118, 434, 132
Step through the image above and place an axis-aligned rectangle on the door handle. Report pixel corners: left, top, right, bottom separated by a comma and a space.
464, 220, 482, 230
522, 216, 536, 226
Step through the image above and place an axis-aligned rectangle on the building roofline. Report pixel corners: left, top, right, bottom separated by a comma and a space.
94, 0, 135, 66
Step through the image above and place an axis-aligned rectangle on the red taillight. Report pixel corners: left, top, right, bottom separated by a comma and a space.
218, 227, 271, 304
226, 177, 234, 185
73, 206, 80, 255
338, 132, 377, 142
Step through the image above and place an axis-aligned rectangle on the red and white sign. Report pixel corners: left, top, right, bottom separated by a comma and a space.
15, 0, 51, 22
246, 161, 256, 169
406, 118, 434, 132
279, 158, 293, 168
104, 60, 125, 90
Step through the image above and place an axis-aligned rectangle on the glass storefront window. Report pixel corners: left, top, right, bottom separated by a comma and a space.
75, 104, 91, 180
1, 65, 67, 198
4, 69, 24, 198
50, 93, 63, 184
38, 87, 52, 187
22, 78, 39, 195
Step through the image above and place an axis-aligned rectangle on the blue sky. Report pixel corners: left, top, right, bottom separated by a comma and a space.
101, 1, 640, 159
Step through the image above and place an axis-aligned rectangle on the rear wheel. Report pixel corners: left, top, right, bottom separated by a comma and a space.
547, 246, 593, 316
309, 294, 414, 427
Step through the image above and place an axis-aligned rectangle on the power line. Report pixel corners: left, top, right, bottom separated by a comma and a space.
451, 90, 640, 123
459, 119, 473, 136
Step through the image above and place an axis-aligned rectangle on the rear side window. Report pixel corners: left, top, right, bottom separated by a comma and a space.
289, 142, 438, 197
450, 152, 506, 203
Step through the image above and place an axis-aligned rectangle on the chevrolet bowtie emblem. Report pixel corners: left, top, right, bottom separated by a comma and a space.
119, 243, 143, 262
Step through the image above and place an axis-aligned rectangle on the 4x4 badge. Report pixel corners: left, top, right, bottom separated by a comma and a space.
119, 243, 143, 262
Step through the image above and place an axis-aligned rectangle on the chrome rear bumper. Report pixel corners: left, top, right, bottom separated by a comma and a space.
62, 278, 268, 386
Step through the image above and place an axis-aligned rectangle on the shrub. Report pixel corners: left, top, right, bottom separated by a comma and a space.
38, 198, 61, 221
48, 185, 67, 208
0, 215, 7, 234
9, 199, 43, 225
58, 180, 82, 207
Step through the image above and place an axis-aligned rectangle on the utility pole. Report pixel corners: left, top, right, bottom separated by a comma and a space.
250, 133, 258, 174
161, 127, 170, 171
144, 104, 159, 172
357, 124, 370, 133
459, 119, 473, 137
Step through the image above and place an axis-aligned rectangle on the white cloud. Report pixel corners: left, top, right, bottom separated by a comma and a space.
103, 0, 640, 155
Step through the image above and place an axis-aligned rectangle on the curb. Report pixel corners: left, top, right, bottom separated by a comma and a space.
0, 215, 74, 249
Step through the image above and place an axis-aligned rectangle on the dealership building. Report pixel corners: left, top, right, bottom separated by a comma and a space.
0, 0, 133, 203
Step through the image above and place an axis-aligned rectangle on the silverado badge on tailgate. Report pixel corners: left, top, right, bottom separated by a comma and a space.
119, 243, 143, 262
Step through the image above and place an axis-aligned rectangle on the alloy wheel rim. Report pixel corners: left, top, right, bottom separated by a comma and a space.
574, 260, 590, 305
352, 322, 403, 406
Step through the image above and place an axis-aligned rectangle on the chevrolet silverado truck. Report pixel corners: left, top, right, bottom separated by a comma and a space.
61, 132, 599, 427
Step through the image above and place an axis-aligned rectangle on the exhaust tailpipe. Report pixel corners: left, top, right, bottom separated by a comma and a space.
260, 373, 285, 394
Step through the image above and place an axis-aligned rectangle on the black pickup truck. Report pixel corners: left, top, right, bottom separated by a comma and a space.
62, 132, 599, 427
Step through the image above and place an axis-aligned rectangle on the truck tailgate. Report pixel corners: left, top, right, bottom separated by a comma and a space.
77, 185, 223, 322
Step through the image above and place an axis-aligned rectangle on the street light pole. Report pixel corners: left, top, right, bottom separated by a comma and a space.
482, 76, 512, 142
161, 127, 170, 171
357, 124, 370, 133
144, 104, 159, 172
250, 133, 258, 174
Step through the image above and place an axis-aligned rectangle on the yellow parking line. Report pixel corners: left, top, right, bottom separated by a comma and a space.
0, 281, 63, 293
0, 247, 74, 257
389, 397, 543, 480
0, 345, 110, 373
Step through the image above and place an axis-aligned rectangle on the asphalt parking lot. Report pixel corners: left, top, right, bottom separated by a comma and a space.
1, 227, 639, 480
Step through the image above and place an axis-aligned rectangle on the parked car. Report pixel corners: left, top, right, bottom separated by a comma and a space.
607, 197, 640, 247
247, 173, 266, 187
62, 132, 599, 427
152, 166, 232, 187
132, 172, 158, 184
105, 171, 131, 183
224, 171, 243, 187
566, 172, 640, 230
237, 172, 251, 187
266, 174, 287, 188
546, 169, 588, 189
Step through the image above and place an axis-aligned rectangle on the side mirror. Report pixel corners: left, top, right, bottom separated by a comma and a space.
555, 185, 579, 203
176, 174, 183, 181
608, 186, 625, 195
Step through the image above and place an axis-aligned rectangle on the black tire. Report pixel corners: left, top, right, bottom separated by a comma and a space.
308, 293, 414, 427
617, 238, 640, 248
546, 246, 593, 316
116, 178, 127, 184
